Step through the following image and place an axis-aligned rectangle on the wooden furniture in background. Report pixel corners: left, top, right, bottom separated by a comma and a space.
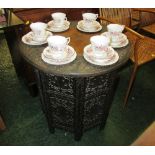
133, 8, 155, 37
13, 8, 99, 23
0, 9, 37, 97
99, 9, 155, 107
99, 8, 139, 29
0, 9, 24, 76
0, 115, 6, 130
132, 121, 155, 146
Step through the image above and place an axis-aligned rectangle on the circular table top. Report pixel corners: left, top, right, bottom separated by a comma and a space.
19, 21, 131, 77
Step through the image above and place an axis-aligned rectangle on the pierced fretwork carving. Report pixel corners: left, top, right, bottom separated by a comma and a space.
35, 70, 116, 140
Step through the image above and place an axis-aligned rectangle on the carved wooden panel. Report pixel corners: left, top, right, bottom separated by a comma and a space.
35, 70, 116, 137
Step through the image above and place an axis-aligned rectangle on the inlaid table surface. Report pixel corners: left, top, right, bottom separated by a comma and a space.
18, 21, 131, 77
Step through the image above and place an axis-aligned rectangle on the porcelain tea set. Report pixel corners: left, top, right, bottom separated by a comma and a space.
41, 35, 77, 65
83, 35, 119, 66
21, 12, 129, 66
77, 13, 102, 32
101, 24, 129, 48
22, 22, 53, 45
46, 12, 70, 32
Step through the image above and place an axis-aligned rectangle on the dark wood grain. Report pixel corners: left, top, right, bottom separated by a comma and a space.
14, 8, 99, 23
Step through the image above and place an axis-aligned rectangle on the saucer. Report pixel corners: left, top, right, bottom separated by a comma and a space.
43, 47, 68, 60
110, 39, 129, 48
77, 20, 102, 33
83, 44, 119, 66
101, 32, 129, 48
41, 45, 77, 65
46, 20, 70, 32
22, 31, 53, 45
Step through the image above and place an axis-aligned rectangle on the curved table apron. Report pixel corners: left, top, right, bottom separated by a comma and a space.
19, 23, 131, 141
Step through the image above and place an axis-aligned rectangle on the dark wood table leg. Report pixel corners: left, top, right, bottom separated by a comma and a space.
4, 27, 23, 77
73, 78, 85, 141
0, 115, 6, 131
100, 75, 120, 130
36, 70, 55, 133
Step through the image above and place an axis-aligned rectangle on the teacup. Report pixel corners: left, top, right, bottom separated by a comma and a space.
51, 12, 67, 27
90, 35, 110, 58
82, 13, 98, 29
47, 35, 70, 59
30, 22, 47, 42
107, 24, 125, 42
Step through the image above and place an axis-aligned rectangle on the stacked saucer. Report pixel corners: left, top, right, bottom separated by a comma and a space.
22, 31, 53, 45
41, 36, 77, 65
41, 46, 77, 65
46, 20, 70, 32
77, 20, 102, 33
83, 44, 119, 66
22, 22, 53, 45
101, 32, 129, 48
101, 24, 128, 48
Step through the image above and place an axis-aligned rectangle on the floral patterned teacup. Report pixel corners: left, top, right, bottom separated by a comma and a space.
30, 22, 47, 42
51, 12, 67, 27
82, 13, 98, 29
107, 24, 125, 42
90, 35, 110, 59
47, 35, 70, 59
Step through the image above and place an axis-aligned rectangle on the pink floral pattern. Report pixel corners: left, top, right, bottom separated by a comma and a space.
42, 46, 76, 65
83, 44, 119, 66
101, 32, 128, 48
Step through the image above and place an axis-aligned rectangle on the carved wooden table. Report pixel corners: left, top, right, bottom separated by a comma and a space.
19, 22, 131, 140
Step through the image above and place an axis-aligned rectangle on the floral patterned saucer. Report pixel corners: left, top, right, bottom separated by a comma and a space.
41, 45, 77, 65
77, 20, 102, 33
101, 32, 129, 48
22, 31, 53, 45
83, 44, 119, 66
46, 20, 70, 32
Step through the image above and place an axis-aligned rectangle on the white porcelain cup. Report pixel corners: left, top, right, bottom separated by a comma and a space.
51, 12, 67, 27
90, 35, 110, 58
47, 35, 70, 59
107, 24, 125, 42
30, 22, 47, 42
82, 13, 98, 29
